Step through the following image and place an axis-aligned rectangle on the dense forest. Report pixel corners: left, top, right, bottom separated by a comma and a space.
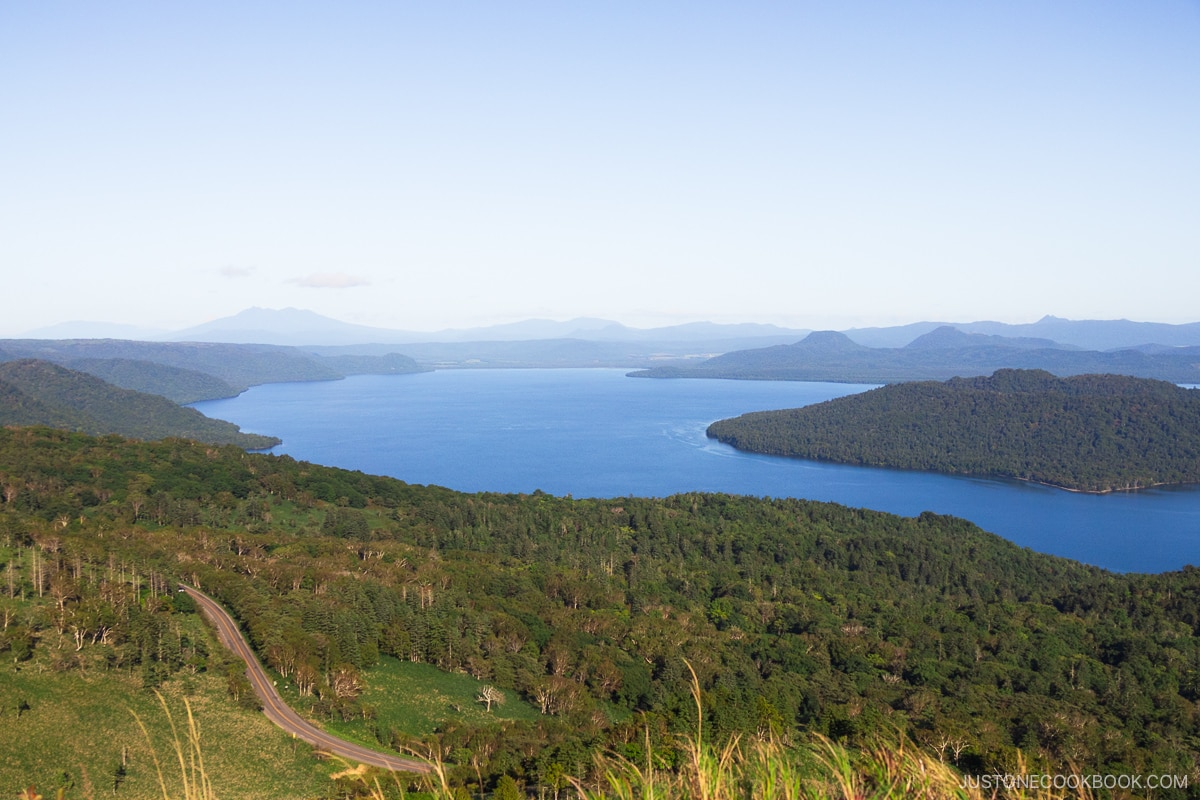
708, 369, 1200, 492
63, 357, 240, 404
3, 426, 1200, 796
0, 360, 280, 448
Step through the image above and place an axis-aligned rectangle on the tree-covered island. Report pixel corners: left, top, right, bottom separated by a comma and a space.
707, 369, 1200, 493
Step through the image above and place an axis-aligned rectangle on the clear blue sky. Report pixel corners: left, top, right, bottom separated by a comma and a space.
2, 2, 1197, 335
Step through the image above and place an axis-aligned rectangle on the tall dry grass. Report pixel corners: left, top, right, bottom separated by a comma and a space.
22, 674, 1101, 800
560, 664, 1097, 800
566, 732, 1099, 800
131, 692, 216, 800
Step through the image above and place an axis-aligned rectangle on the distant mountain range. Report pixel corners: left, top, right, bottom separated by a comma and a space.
12, 308, 1200, 382
20, 308, 1200, 353
172, 308, 815, 346
844, 315, 1200, 350
631, 327, 1200, 384
20, 308, 811, 348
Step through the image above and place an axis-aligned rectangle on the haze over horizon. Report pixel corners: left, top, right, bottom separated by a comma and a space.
16, 306, 1200, 345
2, 3, 1197, 337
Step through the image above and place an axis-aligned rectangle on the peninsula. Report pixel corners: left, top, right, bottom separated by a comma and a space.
707, 369, 1200, 493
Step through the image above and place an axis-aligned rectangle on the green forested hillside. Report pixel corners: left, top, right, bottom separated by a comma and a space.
2, 427, 1200, 797
0, 339, 342, 393
0, 360, 280, 448
66, 357, 240, 403
0, 338, 430, 402
0, 376, 91, 429
312, 351, 427, 376
708, 369, 1200, 492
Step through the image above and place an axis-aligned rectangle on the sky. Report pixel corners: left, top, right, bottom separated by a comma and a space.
2, 1, 1198, 336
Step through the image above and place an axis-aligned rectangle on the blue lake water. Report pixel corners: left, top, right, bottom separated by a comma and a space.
193, 369, 1200, 574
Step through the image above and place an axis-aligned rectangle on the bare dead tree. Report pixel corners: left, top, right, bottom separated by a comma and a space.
477, 685, 505, 712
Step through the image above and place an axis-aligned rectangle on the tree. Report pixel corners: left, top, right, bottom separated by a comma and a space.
329, 663, 363, 699
493, 775, 523, 800
477, 685, 505, 712
295, 662, 320, 697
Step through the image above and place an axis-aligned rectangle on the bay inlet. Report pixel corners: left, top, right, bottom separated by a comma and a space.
193, 368, 1200, 573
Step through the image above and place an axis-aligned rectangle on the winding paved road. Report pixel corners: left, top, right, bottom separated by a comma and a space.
181, 585, 430, 774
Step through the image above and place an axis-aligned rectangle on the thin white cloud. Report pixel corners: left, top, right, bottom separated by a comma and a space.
289, 272, 371, 289
219, 265, 254, 278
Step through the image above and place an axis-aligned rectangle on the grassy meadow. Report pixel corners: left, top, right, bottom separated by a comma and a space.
0, 611, 333, 800
323, 656, 539, 744
1, 597, 531, 800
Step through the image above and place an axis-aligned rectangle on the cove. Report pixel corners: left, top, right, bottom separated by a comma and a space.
192, 368, 1200, 574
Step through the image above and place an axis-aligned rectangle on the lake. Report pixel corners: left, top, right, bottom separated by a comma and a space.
192, 368, 1200, 574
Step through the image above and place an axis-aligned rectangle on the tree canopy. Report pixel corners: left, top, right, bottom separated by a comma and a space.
0, 360, 280, 448
708, 370, 1200, 492
3, 425, 1200, 794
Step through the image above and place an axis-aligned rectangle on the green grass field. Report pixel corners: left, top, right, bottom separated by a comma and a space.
0, 619, 334, 800
280, 656, 539, 751
1, 594, 536, 799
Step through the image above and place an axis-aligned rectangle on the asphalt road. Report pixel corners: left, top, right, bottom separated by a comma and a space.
181, 585, 431, 774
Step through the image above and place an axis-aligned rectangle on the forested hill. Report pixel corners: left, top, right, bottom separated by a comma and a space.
0, 338, 428, 401
708, 369, 1200, 492
3, 427, 1200, 791
630, 327, 1200, 383
0, 359, 280, 448
64, 357, 239, 404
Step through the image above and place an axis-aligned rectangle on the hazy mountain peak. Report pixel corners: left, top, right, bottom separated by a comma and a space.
184, 306, 372, 333
906, 326, 1073, 351
905, 326, 976, 349
795, 330, 864, 352
169, 307, 390, 345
